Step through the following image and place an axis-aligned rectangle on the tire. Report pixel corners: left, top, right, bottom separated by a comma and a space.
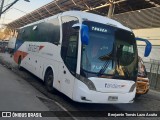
18, 56, 23, 70
135, 94, 141, 99
44, 70, 54, 93
145, 89, 149, 94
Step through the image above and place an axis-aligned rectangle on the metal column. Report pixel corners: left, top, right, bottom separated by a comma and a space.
0, 0, 4, 18
107, 0, 115, 18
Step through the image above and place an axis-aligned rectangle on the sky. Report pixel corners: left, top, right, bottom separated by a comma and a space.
0, 0, 53, 25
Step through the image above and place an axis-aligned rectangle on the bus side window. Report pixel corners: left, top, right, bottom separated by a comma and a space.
49, 18, 60, 44
22, 27, 31, 41
22, 18, 60, 44
61, 16, 79, 74
36, 19, 60, 44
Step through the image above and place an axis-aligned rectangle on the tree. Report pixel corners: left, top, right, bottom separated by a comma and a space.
0, 28, 12, 40
4, 28, 11, 35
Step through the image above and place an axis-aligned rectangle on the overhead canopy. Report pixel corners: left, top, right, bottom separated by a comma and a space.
7, 0, 160, 29
113, 6, 160, 29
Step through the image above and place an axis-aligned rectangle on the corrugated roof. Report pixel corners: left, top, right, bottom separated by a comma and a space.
7, 0, 160, 29
113, 6, 160, 29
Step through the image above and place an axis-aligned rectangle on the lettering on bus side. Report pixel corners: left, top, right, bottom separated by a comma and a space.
28, 44, 40, 53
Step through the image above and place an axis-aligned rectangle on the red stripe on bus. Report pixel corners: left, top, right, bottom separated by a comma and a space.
39, 46, 44, 50
14, 50, 28, 64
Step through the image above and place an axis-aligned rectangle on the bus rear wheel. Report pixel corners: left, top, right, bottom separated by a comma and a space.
44, 70, 54, 93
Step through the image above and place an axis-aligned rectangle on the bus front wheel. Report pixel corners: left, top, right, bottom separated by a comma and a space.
44, 69, 54, 93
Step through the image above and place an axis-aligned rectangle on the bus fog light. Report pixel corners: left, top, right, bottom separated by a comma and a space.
129, 99, 134, 103
76, 74, 96, 91
81, 96, 86, 100
81, 96, 91, 101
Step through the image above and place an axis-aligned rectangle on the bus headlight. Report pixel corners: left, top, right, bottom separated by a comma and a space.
129, 83, 136, 92
76, 74, 96, 91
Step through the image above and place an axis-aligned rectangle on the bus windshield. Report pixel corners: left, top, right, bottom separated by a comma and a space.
81, 21, 138, 81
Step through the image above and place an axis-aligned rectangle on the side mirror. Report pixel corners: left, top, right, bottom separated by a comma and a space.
135, 37, 152, 57
72, 23, 89, 45
81, 24, 89, 45
72, 23, 81, 30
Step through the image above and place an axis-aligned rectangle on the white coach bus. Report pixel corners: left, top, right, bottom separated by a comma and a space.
14, 11, 151, 103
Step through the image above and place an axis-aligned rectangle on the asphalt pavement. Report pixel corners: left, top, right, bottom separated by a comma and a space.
0, 64, 59, 120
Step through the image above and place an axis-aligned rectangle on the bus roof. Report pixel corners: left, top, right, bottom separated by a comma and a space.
20, 11, 131, 32
61, 11, 131, 31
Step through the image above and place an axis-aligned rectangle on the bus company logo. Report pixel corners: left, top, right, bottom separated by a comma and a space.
91, 26, 108, 33
105, 83, 126, 88
28, 44, 44, 53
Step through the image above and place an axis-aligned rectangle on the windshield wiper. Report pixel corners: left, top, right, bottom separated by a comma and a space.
99, 55, 111, 61
97, 48, 114, 77
97, 60, 110, 77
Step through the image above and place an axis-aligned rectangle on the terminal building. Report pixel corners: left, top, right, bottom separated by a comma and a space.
134, 28, 160, 62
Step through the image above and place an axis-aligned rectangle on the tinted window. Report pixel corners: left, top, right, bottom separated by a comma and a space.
35, 19, 60, 44
61, 16, 79, 73
17, 18, 60, 45
115, 30, 136, 66
17, 28, 31, 41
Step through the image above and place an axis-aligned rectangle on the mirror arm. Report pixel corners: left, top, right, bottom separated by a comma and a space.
72, 23, 81, 29
135, 37, 150, 44
135, 37, 152, 57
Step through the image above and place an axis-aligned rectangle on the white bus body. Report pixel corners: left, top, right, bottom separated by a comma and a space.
14, 11, 138, 103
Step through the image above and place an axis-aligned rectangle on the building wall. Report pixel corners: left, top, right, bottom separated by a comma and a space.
133, 28, 160, 62
133, 28, 160, 46
137, 46, 160, 62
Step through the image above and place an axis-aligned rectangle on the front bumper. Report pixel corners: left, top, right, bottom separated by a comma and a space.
72, 80, 136, 103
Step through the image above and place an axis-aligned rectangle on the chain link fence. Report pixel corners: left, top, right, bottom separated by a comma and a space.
144, 59, 160, 91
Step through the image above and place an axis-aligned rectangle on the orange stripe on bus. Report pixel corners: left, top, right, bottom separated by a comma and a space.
14, 50, 28, 64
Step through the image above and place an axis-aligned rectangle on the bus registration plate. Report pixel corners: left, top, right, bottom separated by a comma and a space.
108, 96, 118, 101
